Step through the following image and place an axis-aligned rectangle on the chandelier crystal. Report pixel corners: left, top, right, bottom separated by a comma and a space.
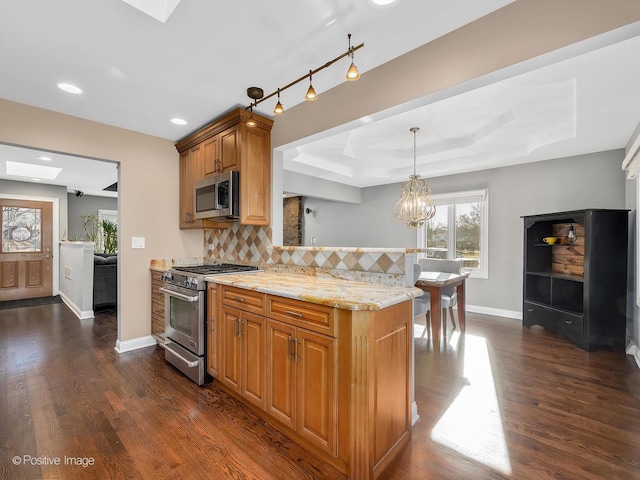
394, 127, 436, 228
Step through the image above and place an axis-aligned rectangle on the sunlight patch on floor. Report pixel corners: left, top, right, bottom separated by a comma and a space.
413, 322, 429, 339
430, 334, 512, 475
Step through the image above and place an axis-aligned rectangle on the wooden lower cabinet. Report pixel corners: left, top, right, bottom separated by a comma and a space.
266, 319, 336, 456
150, 271, 165, 339
210, 285, 412, 480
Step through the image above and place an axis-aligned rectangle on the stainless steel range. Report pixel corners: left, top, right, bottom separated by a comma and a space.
159, 263, 259, 385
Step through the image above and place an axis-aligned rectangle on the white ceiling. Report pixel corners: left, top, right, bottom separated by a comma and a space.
0, 0, 638, 196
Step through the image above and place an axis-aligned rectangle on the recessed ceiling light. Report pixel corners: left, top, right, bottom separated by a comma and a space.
37, 156, 52, 161
6, 161, 62, 180
171, 118, 187, 125
57, 83, 83, 94
370, 0, 397, 5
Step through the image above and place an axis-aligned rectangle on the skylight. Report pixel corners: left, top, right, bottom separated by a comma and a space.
121, 0, 182, 23
6, 161, 62, 180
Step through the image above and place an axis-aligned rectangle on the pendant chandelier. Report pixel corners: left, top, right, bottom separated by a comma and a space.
394, 127, 436, 228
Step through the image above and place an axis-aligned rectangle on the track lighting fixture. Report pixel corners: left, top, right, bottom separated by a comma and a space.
244, 34, 364, 125
273, 88, 285, 115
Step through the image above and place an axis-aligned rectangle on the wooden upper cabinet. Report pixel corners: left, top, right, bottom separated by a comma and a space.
179, 148, 206, 229
175, 108, 273, 229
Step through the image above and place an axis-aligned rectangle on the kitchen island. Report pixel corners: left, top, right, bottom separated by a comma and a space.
206, 271, 422, 480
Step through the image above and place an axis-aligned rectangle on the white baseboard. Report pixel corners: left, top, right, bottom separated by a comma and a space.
466, 304, 522, 320
627, 342, 640, 369
59, 292, 94, 319
115, 335, 158, 353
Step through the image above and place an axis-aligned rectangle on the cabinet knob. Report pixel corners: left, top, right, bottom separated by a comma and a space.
565, 320, 573, 325
527, 308, 534, 312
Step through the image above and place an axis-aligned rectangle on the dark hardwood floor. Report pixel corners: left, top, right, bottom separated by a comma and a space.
1, 304, 640, 479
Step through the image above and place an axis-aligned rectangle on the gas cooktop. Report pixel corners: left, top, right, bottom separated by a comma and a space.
162, 263, 260, 291
172, 264, 259, 275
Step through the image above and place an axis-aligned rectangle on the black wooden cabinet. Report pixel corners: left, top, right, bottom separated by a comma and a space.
522, 209, 628, 351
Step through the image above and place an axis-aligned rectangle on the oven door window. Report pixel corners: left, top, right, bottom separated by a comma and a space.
168, 296, 197, 337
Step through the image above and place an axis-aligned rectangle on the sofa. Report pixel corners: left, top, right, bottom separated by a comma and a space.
93, 253, 117, 310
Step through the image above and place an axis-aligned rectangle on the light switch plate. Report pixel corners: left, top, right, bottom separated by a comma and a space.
132, 236, 145, 249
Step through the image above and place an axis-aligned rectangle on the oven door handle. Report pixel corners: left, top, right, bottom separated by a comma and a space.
158, 342, 200, 368
159, 287, 200, 302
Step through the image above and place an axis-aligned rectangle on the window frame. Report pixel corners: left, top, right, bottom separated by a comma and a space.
417, 189, 489, 279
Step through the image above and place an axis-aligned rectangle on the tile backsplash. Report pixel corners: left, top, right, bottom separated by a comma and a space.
204, 224, 414, 286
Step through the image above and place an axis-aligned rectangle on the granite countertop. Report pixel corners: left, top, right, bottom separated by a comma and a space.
205, 271, 423, 311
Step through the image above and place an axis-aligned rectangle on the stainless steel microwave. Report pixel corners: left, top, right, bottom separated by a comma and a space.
194, 170, 239, 220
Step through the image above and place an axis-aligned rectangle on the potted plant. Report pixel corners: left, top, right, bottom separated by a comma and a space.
102, 219, 118, 254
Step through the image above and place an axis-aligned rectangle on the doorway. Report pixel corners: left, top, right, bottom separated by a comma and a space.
0, 198, 54, 301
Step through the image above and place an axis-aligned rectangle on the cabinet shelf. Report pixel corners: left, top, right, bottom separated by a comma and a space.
525, 270, 584, 282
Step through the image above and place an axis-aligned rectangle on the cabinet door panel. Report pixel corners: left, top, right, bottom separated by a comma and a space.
242, 313, 265, 408
296, 329, 336, 456
219, 127, 239, 172
241, 127, 270, 224
202, 136, 219, 177
221, 307, 241, 393
266, 320, 296, 430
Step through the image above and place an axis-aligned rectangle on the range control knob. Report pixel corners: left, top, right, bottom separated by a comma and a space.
161, 272, 173, 282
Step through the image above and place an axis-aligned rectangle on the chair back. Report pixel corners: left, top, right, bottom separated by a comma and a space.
418, 258, 463, 274
412, 263, 430, 317
413, 263, 421, 284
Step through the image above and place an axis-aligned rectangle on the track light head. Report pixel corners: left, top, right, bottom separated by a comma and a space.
305, 71, 318, 101
246, 105, 257, 127
273, 88, 285, 115
346, 34, 360, 81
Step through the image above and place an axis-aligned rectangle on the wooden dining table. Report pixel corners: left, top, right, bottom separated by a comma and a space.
415, 271, 470, 350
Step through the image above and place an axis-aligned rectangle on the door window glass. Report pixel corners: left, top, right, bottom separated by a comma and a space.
2, 207, 42, 252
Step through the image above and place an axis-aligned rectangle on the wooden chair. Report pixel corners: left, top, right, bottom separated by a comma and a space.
417, 258, 463, 337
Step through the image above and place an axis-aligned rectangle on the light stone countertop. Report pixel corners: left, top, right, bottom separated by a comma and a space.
205, 271, 423, 311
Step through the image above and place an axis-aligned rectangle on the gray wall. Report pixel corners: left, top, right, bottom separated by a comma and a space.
303, 150, 627, 314
67, 193, 118, 241
0, 179, 69, 239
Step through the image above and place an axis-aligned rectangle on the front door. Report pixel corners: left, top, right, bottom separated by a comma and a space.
0, 199, 54, 301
